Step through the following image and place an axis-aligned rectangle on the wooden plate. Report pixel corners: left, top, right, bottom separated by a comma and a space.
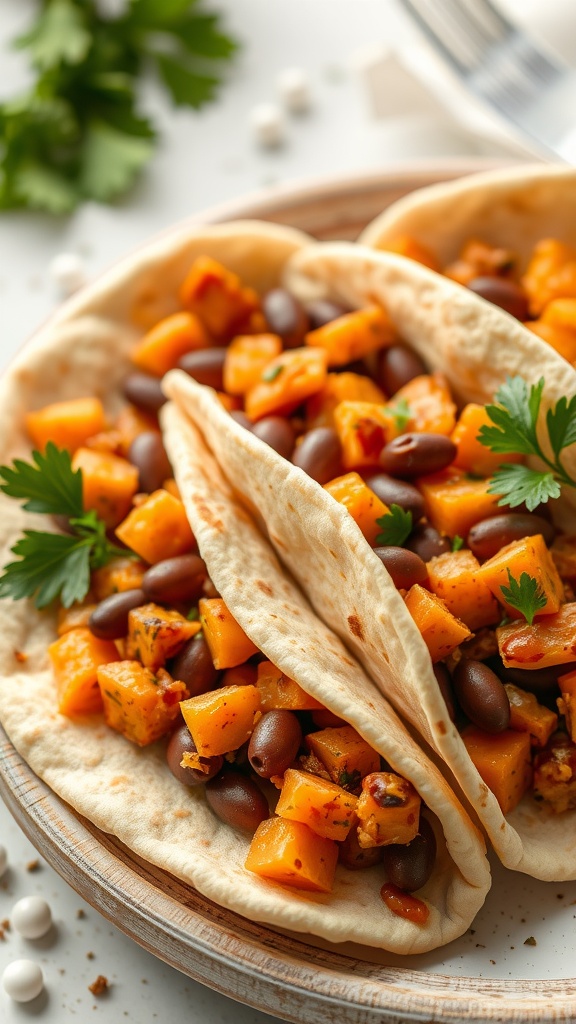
3, 159, 576, 1024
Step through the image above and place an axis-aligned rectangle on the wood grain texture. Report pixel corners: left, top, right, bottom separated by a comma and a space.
3, 161, 574, 1024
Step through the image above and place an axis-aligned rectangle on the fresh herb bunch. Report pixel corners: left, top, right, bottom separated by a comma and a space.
0, 443, 134, 608
0, 0, 237, 213
479, 376, 576, 510
375, 504, 413, 547
500, 570, 547, 626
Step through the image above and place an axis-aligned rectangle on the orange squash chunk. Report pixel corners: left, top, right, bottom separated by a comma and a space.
498, 604, 576, 669
98, 661, 187, 746
199, 597, 259, 670
221, 663, 258, 688
451, 404, 524, 477
417, 468, 502, 538
127, 603, 200, 670
49, 628, 119, 717
522, 239, 576, 316
180, 256, 259, 338
533, 734, 576, 814
92, 556, 147, 600
306, 372, 386, 429
305, 306, 394, 367
324, 472, 389, 546
114, 404, 159, 456
256, 660, 323, 711
404, 584, 471, 663
426, 549, 500, 631
179, 683, 260, 756
311, 709, 347, 729
356, 772, 420, 848
223, 333, 283, 395
131, 311, 209, 377
57, 601, 97, 636
245, 347, 328, 422
26, 397, 106, 453
305, 726, 380, 790
444, 239, 516, 286
391, 373, 456, 435
527, 299, 576, 362
71, 447, 139, 528
245, 817, 338, 893
115, 489, 195, 564
276, 769, 357, 841
461, 726, 532, 814
478, 535, 564, 619
505, 684, 558, 748
380, 234, 439, 271
557, 670, 576, 742
333, 401, 395, 469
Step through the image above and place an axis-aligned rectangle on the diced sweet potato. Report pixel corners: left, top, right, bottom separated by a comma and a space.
444, 239, 516, 285
461, 725, 532, 814
498, 604, 576, 669
115, 489, 195, 564
199, 597, 259, 669
379, 235, 439, 271
426, 549, 500, 631
57, 601, 97, 636
558, 670, 576, 742
451, 403, 524, 477
305, 726, 380, 791
83, 429, 123, 456
245, 347, 328, 422
92, 556, 147, 600
49, 627, 119, 717
404, 584, 471, 662
72, 447, 139, 528
505, 684, 558, 747
521, 239, 576, 316
478, 535, 564, 619
180, 256, 259, 338
305, 306, 394, 366
98, 661, 187, 745
127, 603, 201, 670
179, 683, 260, 756
131, 311, 209, 377
356, 772, 420, 848
306, 372, 386, 429
276, 768, 357, 841
324, 472, 389, 546
256, 660, 323, 711
533, 733, 576, 813
391, 373, 456, 435
26, 397, 106, 453
527, 299, 576, 362
114, 405, 159, 456
417, 469, 502, 538
223, 333, 283, 395
551, 534, 576, 582
333, 401, 395, 468
245, 816, 338, 893
221, 663, 258, 688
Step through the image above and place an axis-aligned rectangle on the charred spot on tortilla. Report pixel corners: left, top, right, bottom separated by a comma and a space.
436, 721, 447, 736
194, 498, 225, 533
348, 615, 364, 640
256, 580, 274, 596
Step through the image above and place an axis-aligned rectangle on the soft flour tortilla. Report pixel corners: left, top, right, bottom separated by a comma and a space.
0, 220, 489, 952
165, 242, 576, 880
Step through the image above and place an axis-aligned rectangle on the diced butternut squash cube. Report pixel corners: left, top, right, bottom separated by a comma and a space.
391, 373, 456, 434
72, 447, 139, 528
223, 333, 283, 395
180, 256, 259, 338
276, 768, 357, 841
550, 534, 576, 582
306, 372, 386, 429
256, 660, 323, 711
379, 234, 440, 271
305, 726, 380, 790
404, 584, 471, 662
127, 603, 201, 670
525, 299, 576, 362
478, 535, 564, 619
461, 725, 532, 814
179, 684, 260, 756
444, 239, 515, 285
427, 549, 500, 631
505, 683, 558, 747
199, 597, 259, 669
131, 311, 209, 377
49, 627, 119, 717
57, 601, 97, 636
417, 468, 502, 538
245, 347, 328, 422
98, 661, 187, 745
333, 401, 395, 469
451, 403, 524, 477
324, 472, 389, 546
558, 670, 576, 742
305, 306, 394, 366
521, 238, 576, 316
83, 429, 123, 456
498, 603, 576, 669
245, 817, 338, 893
115, 489, 195, 564
114, 405, 159, 456
92, 556, 147, 600
533, 733, 576, 814
26, 397, 106, 453
356, 772, 420, 848
221, 663, 258, 688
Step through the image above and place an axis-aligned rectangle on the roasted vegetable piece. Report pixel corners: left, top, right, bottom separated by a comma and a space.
49, 627, 119, 716
114, 404, 159, 456
557, 671, 576, 742
71, 448, 139, 528
333, 401, 396, 468
276, 768, 357, 841
199, 597, 259, 669
256, 660, 323, 711
404, 584, 472, 663
390, 373, 456, 436
305, 726, 380, 790
324, 472, 390, 546
305, 305, 394, 367
57, 601, 97, 636
527, 299, 576, 362
306, 372, 386, 430
355, 772, 420, 848
426, 549, 500, 631
26, 397, 106, 453
180, 256, 260, 338
223, 334, 283, 395
97, 661, 188, 746
521, 238, 576, 316
478, 535, 564, 619
533, 733, 576, 813
417, 469, 502, 539
337, 816, 384, 870
245, 347, 328, 422
505, 684, 558, 747
245, 816, 339, 893
179, 684, 261, 756
92, 556, 147, 600
115, 489, 195, 564
380, 235, 439, 271
497, 603, 576, 669
445, 238, 515, 285
380, 884, 430, 924
451, 403, 524, 477
131, 312, 209, 377
461, 725, 532, 814
126, 603, 201, 670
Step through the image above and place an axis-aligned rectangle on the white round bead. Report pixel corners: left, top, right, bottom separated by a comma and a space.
49, 252, 86, 296
277, 67, 311, 113
2, 960, 44, 1002
11, 896, 52, 939
250, 103, 285, 147
0, 844, 7, 878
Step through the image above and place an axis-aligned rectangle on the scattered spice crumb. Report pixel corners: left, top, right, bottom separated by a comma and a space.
524, 936, 537, 946
476, 943, 485, 948
86, 951, 95, 960
88, 975, 109, 997
141, 978, 148, 984
59, 968, 65, 975
557, 893, 564, 900
1, 919, 10, 931
77, 908, 86, 919
510, 946, 515, 950
14, 650, 27, 663
26, 859, 40, 872
521, 917, 526, 923
490, 959, 496, 965
0, 928, 5, 941
469, 928, 475, 935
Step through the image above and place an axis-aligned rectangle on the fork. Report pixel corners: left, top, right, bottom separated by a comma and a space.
397, 0, 576, 163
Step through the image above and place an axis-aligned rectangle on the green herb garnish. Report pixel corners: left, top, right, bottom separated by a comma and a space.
0, 443, 133, 608
499, 569, 547, 626
375, 504, 413, 547
387, 397, 412, 432
261, 364, 284, 383
451, 535, 464, 552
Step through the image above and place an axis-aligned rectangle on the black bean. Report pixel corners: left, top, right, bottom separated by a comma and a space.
167, 723, 223, 786
251, 416, 295, 459
248, 710, 303, 779
262, 288, 309, 348
170, 634, 220, 697
306, 298, 348, 330
452, 659, 510, 733
142, 554, 207, 605
433, 663, 456, 722
122, 372, 166, 414
376, 344, 428, 396
405, 522, 450, 562
88, 588, 146, 640
467, 277, 529, 321
382, 815, 437, 892
205, 770, 269, 833
178, 348, 227, 390
128, 431, 172, 493
364, 473, 425, 521
230, 410, 252, 430
467, 513, 555, 562
373, 547, 427, 589
379, 433, 457, 478
293, 427, 343, 484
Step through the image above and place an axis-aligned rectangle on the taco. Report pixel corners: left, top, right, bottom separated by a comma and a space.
0, 221, 490, 953
165, 240, 576, 881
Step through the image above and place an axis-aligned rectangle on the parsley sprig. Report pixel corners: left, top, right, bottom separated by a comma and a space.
500, 569, 547, 626
0, 0, 237, 213
478, 376, 576, 510
375, 504, 413, 547
387, 397, 412, 432
0, 443, 132, 608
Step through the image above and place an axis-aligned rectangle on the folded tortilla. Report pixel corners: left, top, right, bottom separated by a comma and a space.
165, 241, 576, 880
0, 220, 490, 953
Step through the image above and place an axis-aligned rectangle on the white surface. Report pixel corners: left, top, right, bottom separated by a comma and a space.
1, 1, 576, 1022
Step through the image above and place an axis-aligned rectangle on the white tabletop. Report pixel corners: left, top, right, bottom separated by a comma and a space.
0, 1, 575, 1021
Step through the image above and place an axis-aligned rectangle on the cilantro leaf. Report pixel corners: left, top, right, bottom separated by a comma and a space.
488, 464, 561, 510
375, 505, 413, 547
387, 398, 412, 432
15, 0, 92, 71
479, 377, 543, 456
80, 122, 154, 202
175, 14, 239, 58
500, 569, 547, 626
155, 55, 219, 108
15, 164, 79, 215
451, 535, 464, 552
0, 443, 83, 517
546, 395, 576, 459
0, 531, 92, 609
